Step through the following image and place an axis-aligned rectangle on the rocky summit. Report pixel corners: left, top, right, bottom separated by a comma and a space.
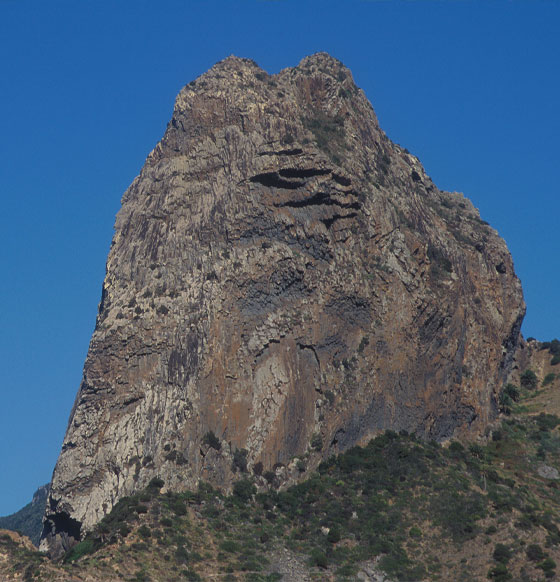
41, 53, 525, 557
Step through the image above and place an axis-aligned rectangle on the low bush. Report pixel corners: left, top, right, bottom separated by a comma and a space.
148, 477, 164, 490
309, 548, 328, 569
538, 557, 557, 578
310, 433, 323, 452
492, 543, 511, 564
542, 339, 560, 355
233, 479, 256, 503
232, 448, 248, 473
536, 413, 560, 432
175, 545, 189, 563
543, 373, 556, 386
487, 563, 512, 581
202, 431, 221, 451
520, 370, 538, 390
169, 499, 187, 516
503, 384, 520, 401
526, 544, 545, 561
327, 526, 341, 544
137, 525, 151, 539
499, 391, 513, 414
63, 539, 97, 563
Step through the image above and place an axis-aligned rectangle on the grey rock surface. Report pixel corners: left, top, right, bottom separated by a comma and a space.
42, 53, 525, 556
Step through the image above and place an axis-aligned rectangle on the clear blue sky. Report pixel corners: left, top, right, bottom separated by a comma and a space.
0, 0, 558, 516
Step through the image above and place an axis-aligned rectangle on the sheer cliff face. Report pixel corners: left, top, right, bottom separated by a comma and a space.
42, 53, 525, 555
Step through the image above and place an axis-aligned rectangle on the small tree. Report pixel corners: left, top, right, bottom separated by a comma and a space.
232, 479, 256, 503
503, 383, 520, 401
232, 448, 248, 472
327, 526, 341, 544
488, 563, 512, 581
263, 471, 276, 485
138, 524, 151, 539
538, 557, 557, 578
543, 373, 556, 386
493, 543, 511, 564
499, 391, 513, 415
202, 430, 221, 451
520, 369, 538, 390
526, 544, 545, 562
310, 433, 323, 452
148, 477, 164, 490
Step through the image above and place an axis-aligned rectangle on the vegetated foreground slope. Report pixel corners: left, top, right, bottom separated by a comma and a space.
42, 52, 524, 557
4, 346, 560, 581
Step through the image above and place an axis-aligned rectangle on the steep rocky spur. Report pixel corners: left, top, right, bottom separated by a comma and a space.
42, 53, 525, 556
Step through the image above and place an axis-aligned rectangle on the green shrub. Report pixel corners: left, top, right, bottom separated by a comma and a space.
202, 430, 221, 451
448, 441, 465, 458
309, 548, 328, 569
327, 526, 341, 544
428, 246, 453, 277
526, 544, 545, 561
324, 390, 335, 405
232, 448, 248, 473
132, 569, 150, 582
137, 524, 151, 539
552, 355, 560, 366
543, 373, 556, 386
536, 413, 560, 432
538, 557, 557, 577
148, 477, 164, 490
233, 479, 256, 503
503, 383, 520, 401
63, 539, 97, 563
263, 471, 276, 485
170, 498, 187, 516
520, 369, 538, 389
487, 563, 512, 581
542, 339, 560, 355
357, 335, 370, 353
119, 524, 131, 537
175, 545, 189, 563
492, 543, 511, 564
469, 443, 485, 459
220, 539, 241, 553
310, 433, 323, 452
499, 391, 513, 414
409, 526, 422, 538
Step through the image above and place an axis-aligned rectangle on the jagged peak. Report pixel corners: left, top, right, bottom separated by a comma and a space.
298, 51, 343, 67
197, 55, 265, 81
212, 54, 263, 71
296, 52, 349, 76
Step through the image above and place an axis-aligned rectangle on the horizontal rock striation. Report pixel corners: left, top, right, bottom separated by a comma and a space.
42, 53, 525, 557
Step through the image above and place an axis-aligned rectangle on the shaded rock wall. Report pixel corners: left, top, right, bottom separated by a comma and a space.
42, 53, 525, 556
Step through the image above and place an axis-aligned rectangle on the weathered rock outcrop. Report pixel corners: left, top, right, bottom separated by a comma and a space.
42, 53, 525, 556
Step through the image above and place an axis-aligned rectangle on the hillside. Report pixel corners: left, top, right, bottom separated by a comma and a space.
0, 485, 49, 547
3, 348, 560, 581
41, 53, 524, 557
